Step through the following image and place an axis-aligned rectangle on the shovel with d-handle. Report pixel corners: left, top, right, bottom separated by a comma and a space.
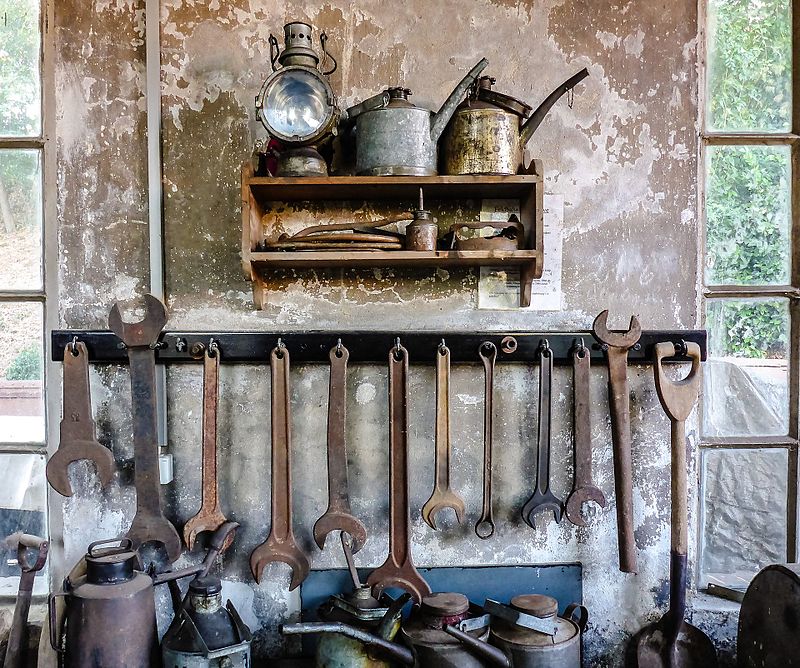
627, 341, 717, 667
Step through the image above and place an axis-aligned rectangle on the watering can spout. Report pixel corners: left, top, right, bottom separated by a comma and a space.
431, 57, 490, 143
519, 67, 590, 147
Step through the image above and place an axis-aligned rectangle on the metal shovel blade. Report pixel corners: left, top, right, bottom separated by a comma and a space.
627, 612, 718, 667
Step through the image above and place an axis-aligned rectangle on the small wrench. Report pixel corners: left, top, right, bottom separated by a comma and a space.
592, 309, 641, 573
46, 341, 115, 497
250, 344, 310, 590
367, 342, 431, 603
521, 341, 564, 528
421, 342, 465, 530
565, 341, 606, 526
313, 342, 368, 553
475, 342, 497, 539
109, 294, 181, 564
183, 342, 232, 551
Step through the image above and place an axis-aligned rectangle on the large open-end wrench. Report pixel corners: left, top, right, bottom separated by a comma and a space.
183, 342, 232, 551
565, 341, 606, 526
475, 342, 497, 539
592, 309, 641, 573
522, 341, 564, 528
46, 341, 115, 497
109, 294, 182, 564
250, 344, 310, 590
367, 342, 431, 603
313, 342, 368, 553
421, 342, 465, 530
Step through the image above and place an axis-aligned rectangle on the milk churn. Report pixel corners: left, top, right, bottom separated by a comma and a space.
48, 538, 159, 668
161, 576, 252, 668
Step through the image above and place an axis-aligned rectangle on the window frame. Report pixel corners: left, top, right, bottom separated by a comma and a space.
699, 0, 800, 576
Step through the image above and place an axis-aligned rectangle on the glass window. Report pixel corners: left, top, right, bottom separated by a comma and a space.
0, 149, 42, 289
0, 0, 41, 137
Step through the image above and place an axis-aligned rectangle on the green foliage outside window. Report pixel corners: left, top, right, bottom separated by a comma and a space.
6, 345, 41, 381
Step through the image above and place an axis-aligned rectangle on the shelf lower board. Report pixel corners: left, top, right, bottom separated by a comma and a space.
249, 249, 542, 269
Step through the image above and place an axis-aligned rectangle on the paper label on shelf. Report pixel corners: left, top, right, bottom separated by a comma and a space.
477, 194, 564, 311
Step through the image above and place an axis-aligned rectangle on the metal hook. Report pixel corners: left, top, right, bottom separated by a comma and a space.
575, 337, 587, 358
336, 338, 343, 353
395, 337, 401, 353
674, 339, 688, 357
208, 338, 219, 357
277, 337, 285, 350
268, 33, 280, 72
320, 31, 338, 76
439, 338, 447, 354
69, 335, 79, 356
539, 338, 552, 356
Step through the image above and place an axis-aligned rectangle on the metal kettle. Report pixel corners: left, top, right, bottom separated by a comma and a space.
345, 58, 489, 176
441, 69, 589, 175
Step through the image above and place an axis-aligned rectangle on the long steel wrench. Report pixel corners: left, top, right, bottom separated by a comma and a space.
313, 342, 368, 553
46, 341, 115, 496
367, 342, 431, 603
108, 294, 181, 564
475, 342, 497, 539
421, 342, 465, 530
250, 344, 310, 590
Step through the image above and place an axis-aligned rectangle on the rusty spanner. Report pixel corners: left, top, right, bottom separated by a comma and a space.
522, 340, 564, 528
46, 340, 115, 497
367, 341, 431, 603
421, 341, 465, 530
565, 340, 606, 526
313, 342, 368, 553
475, 341, 497, 539
2, 533, 48, 668
183, 341, 233, 551
109, 294, 182, 564
250, 343, 310, 590
592, 309, 641, 573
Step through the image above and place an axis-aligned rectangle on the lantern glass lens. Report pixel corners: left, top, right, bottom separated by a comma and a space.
264, 69, 330, 141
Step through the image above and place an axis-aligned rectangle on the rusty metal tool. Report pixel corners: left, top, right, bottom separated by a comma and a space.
2, 533, 48, 668
313, 342, 368, 553
628, 341, 717, 667
565, 340, 606, 526
46, 340, 115, 497
109, 294, 182, 564
592, 309, 641, 573
475, 341, 497, 539
183, 341, 232, 551
421, 341, 465, 530
521, 340, 564, 528
367, 341, 431, 603
250, 343, 310, 590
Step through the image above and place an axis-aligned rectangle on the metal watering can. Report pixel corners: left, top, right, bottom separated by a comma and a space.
344, 58, 489, 175
441, 69, 589, 175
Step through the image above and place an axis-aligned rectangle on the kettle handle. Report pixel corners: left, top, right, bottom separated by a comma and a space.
564, 603, 589, 632
87, 537, 133, 557
48, 591, 69, 653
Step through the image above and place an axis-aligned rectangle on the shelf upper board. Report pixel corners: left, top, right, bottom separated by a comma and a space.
249, 249, 542, 269
246, 175, 540, 202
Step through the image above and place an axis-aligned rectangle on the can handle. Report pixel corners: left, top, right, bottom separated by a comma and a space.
564, 603, 588, 632
87, 537, 133, 557
48, 591, 69, 652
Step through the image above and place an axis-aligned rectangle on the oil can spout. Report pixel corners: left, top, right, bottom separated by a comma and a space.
520, 67, 589, 147
444, 624, 512, 667
431, 57, 490, 142
282, 622, 415, 665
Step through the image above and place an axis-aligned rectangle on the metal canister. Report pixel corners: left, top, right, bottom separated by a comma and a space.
489, 595, 584, 668
49, 538, 159, 668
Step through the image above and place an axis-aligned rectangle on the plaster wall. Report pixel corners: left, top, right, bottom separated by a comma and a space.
49, 0, 738, 665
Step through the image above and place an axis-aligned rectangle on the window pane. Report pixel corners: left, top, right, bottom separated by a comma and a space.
705, 145, 790, 286
707, 0, 792, 132
703, 298, 788, 437
0, 302, 42, 442
0, 149, 41, 289
0, 453, 47, 595
700, 448, 787, 588
0, 0, 41, 136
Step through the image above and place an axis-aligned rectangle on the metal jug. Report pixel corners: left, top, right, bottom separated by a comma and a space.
162, 575, 252, 668
441, 69, 589, 175
345, 58, 489, 176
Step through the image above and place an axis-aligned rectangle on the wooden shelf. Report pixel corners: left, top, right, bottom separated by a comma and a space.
241, 162, 544, 308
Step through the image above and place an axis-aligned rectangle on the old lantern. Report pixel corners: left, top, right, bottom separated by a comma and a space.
255, 22, 339, 177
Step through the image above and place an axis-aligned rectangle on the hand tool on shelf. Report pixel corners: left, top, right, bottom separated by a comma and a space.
183, 341, 233, 551
592, 309, 641, 573
421, 341, 465, 530
250, 343, 310, 590
367, 341, 431, 603
521, 340, 564, 528
628, 341, 717, 667
2, 533, 48, 668
108, 294, 181, 565
46, 340, 115, 497
263, 215, 411, 251
313, 342, 368, 553
565, 339, 606, 526
475, 341, 497, 539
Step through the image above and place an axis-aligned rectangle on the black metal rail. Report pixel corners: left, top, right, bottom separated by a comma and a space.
51, 330, 706, 365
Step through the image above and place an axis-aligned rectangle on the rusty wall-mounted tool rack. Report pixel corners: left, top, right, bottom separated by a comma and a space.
52, 330, 707, 364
